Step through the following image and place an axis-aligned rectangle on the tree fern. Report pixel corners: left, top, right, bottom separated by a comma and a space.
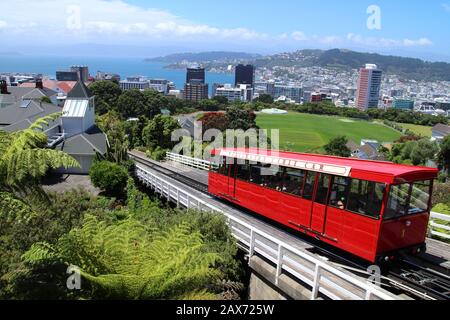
22, 215, 222, 300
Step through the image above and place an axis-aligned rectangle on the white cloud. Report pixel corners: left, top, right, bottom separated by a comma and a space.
347, 33, 433, 48
291, 31, 308, 41
0, 0, 435, 50
0, 0, 267, 43
442, 3, 450, 13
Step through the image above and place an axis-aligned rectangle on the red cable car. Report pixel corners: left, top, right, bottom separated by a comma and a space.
208, 148, 438, 263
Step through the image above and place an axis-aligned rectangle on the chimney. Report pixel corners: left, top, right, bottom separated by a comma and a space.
0, 80, 9, 94
36, 78, 44, 90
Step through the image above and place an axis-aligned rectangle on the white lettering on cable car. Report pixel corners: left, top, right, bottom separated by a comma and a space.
220, 150, 351, 177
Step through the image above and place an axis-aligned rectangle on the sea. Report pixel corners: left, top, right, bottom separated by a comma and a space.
0, 55, 234, 95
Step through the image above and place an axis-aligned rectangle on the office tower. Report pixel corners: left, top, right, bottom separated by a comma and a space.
356, 64, 382, 111
186, 67, 205, 84
71, 65, 90, 82
56, 71, 79, 81
235, 64, 255, 87
183, 83, 209, 102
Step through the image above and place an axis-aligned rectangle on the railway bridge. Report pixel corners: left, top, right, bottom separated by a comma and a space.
128, 150, 450, 301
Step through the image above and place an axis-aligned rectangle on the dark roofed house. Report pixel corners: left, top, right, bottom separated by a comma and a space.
1, 80, 108, 174
432, 124, 450, 142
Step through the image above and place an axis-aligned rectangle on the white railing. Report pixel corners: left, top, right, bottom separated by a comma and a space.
430, 212, 450, 240
166, 152, 214, 171
135, 164, 397, 301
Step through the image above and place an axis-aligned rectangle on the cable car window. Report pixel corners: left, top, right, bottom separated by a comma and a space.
236, 161, 251, 182
303, 172, 316, 200
385, 180, 431, 220
249, 163, 268, 186
283, 168, 305, 196
347, 179, 384, 219
409, 180, 431, 214
315, 174, 331, 205
329, 177, 351, 209
264, 166, 284, 191
217, 157, 230, 175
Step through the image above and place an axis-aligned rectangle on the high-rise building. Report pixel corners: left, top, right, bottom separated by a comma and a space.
183, 83, 209, 102
71, 66, 90, 82
186, 67, 205, 84
356, 64, 382, 111
235, 64, 255, 87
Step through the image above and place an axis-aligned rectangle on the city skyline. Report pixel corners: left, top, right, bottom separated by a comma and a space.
1, 0, 450, 61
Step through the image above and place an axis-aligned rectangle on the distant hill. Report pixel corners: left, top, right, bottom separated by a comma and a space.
255, 49, 450, 81
146, 51, 262, 63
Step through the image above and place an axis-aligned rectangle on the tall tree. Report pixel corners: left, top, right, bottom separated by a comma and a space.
324, 136, 351, 157
438, 136, 450, 172
142, 115, 181, 151
89, 81, 122, 115
117, 89, 146, 119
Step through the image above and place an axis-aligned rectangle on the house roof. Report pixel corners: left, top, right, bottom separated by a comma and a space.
20, 80, 77, 94
345, 140, 359, 153
55, 125, 107, 155
5, 86, 57, 103
432, 124, 450, 136
0, 100, 61, 127
62, 99, 89, 117
67, 81, 92, 99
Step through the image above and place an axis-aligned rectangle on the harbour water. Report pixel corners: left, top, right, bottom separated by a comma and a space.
0, 55, 234, 94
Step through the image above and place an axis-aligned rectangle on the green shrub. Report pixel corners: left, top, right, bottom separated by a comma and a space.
89, 161, 128, 196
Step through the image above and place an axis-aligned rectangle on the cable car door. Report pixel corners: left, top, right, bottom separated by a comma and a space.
227, 163, 237, 199
310, 173, 331, 234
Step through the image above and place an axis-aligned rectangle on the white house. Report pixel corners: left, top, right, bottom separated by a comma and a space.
55, 81, 108, 174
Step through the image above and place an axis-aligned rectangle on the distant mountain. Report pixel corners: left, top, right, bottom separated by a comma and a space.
147, 51, 262, 63
255, 49, 450, 81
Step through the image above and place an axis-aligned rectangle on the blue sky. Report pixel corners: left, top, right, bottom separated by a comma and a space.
1, 0, 449, 60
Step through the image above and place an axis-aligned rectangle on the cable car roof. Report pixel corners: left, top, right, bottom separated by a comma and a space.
211, 148, 438, 183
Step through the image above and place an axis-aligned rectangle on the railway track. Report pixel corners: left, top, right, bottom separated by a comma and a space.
130, 152, 450, 300
129, 152, 209, 193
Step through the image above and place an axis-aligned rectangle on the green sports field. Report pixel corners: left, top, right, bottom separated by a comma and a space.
398, 123, 432, 137
256, 112, 402, 153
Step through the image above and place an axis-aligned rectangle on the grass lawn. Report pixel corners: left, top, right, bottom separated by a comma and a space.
397, 123, 432, 137
256, 112, 402, 153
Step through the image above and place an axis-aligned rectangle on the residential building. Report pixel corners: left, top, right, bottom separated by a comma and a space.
235, 64, 255, 87
55, 81, 108, 174
119, 77, 150, 90
149, 79, 170, 94
96, 71, 121, 82
311, 92, 322, 103
273, 85, 303, 103
183, 83, 208, 102
355, 64, 382, 111
0, 80, 60, 130
214, 84, 253, 102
